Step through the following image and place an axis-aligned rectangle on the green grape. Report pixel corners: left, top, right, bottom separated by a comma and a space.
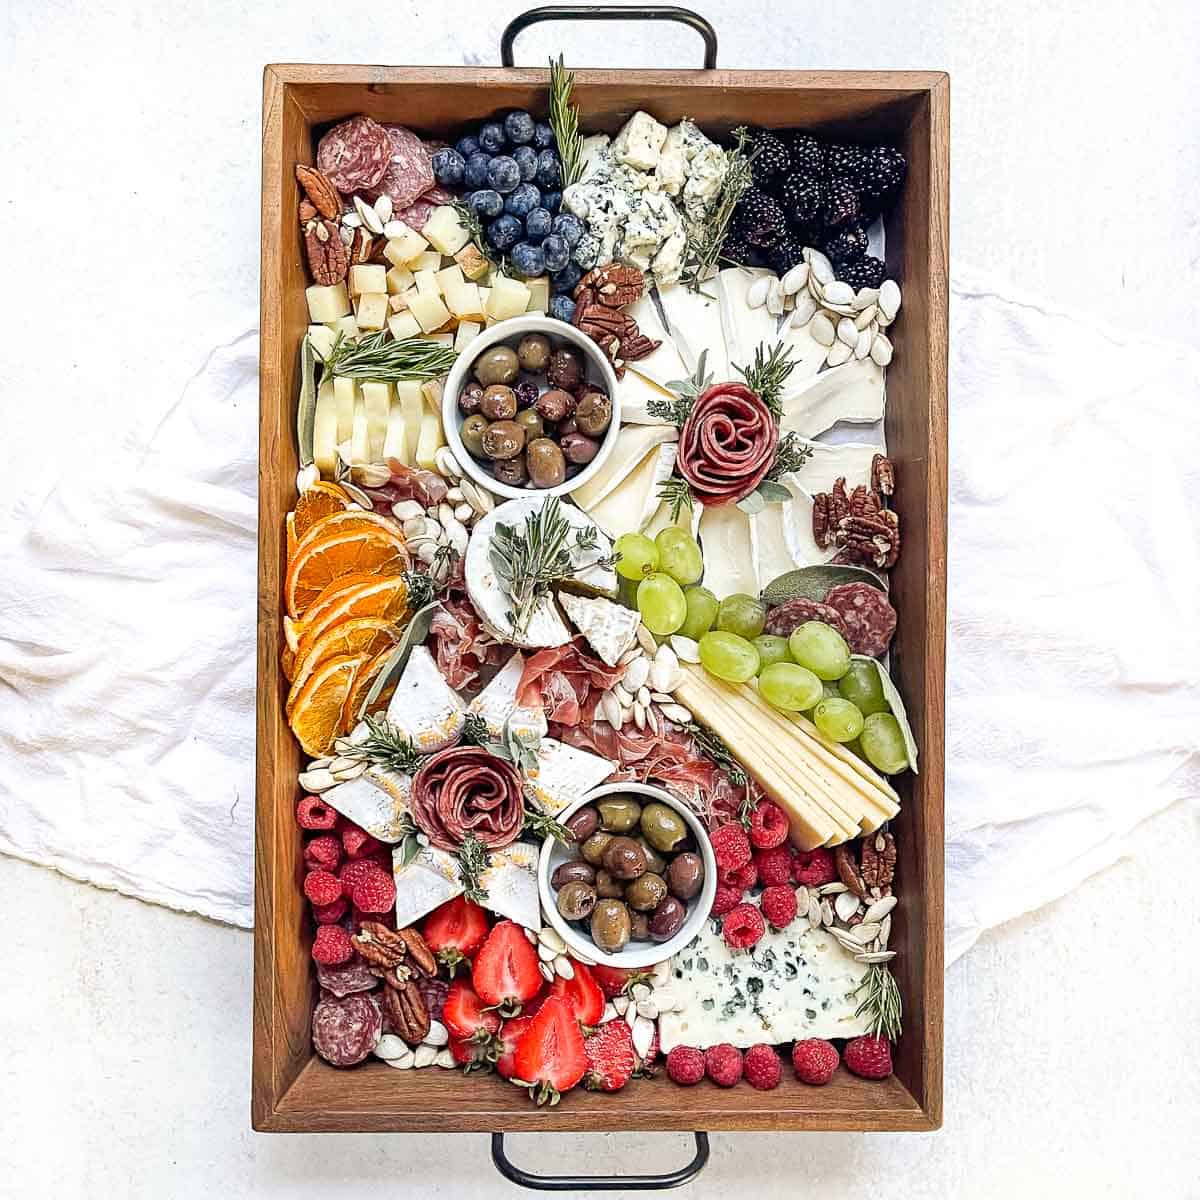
678, 586, 719, 640
820, 681, 840, 701
716, 593, 766, 640
698, 630, 760, 683
859, 712, 909, 774
614, 532, 659, 581
759, 662, 823, 711
655, 528, 704, 586
836, 660, 889, 715
812, 697, 865, 743
753, 634, 791, 672
788, 621, 851, 681
636, 572, 687, 636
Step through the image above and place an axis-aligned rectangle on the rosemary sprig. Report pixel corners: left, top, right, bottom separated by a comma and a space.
458, 712, 490, 747
326, 331, 458, 382
456, 833, 490, 906
763, 431, 814, 483
401, 570, 437, 613
681, 721, 748, 789
735, 341, 797, 420
853, 964, 903, 1041
658, 476, 695, 523
522, 799, 573, 846
548, 55, 584, 188
680, 126, 755, 291
451, 198, 498, 271
340, 714, 428, 775
647, 349, 714, 427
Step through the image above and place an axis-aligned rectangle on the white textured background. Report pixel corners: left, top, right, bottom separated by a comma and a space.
2, 0, 1199, 1195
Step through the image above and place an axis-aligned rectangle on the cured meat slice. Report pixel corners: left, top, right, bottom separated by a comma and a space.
316, 957, 378, 999
317, 115, 392, 194
365, 124, 436, 208
394, 187, 455, 230
410, 746, 525, 851
763, 597, 850, 639
676, 382, 779, 506
312, 991, 382, 1066
823, 582, 897, 657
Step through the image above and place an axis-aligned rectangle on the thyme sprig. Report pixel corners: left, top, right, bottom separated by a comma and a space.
735, 340, 797, 420
522, 799, 573, 846
340, 714, 428, 775
401, 570, 437, 613
455, 833, 489, 906
763, 431, 814, 483
548, 55, 584, 188
853, 964, 903, 1041
325, 331, 458, 382
658, 476, 695, 524
451, 198, 498, 272
680, 126, 755, 291
681, 721, 748, 789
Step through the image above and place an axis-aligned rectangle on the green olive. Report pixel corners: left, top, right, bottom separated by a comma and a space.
460, 413, 490, 459
594, 868, 624, 898
480, 384, 517, 421
480, 419, 525, 461
581, 831, 614, 867
628, 910, 650, 941
597, 797, 642, 834
635, 838, 668, 876
492, 454, 528, 487
640, 802, 688, 853
590, 898, 632, 953
473, 344, 520, 386
513, 408, 544, 442
625, 872, 668, 912
602, 836, 647, 881
575, 390, 613, 437
517, 333, 552, 371
556, 880, 597, 922
526, 438, 567, 488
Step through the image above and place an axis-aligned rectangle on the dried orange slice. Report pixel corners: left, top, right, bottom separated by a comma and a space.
286, 617, 401, 715
294, 508, 404, 557
292, 482, 351, 541
284, 528, 409, 618
288, 653, 365, 757
341, 643, 399, 729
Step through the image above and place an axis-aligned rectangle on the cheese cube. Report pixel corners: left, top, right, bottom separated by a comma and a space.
388, 293, 409, 313
392, 381, 424, 465
435, 263, 465, 294
407, 289, 452, 333
423, 205, 471, 255
348, 263, 387, 297
360, 381, 391, 461
354, 291, 389, 331
454, 243, 491, 281
384, 225, 428, 266
485, 276, 532, 321
333, 377, 358, 443
413, 268, 440, 297
453, 320, 481, 353
325, 314, 358, 339
306, 324, 337, 362
477, 286, 491, 310
382, 396, 411, 465
386, 265, 414, 295
423, 332, 454, 347
410, 250, 443, 273
312, 378, 339, 475
387, 311, 421, 340
306, 283, 351, 323
525, 276, 550, 314
444, 281, 484, 320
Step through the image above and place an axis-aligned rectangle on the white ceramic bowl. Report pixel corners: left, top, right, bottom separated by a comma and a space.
538, 782, 717, 969
442, 315, 621, 502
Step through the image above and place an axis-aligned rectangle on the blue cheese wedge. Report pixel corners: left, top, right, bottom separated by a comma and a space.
468, 652, 548, 742
384, 645, 465, 752
658, 917, 872, 1050
323, 766, 413, 843
558, 592, 641, 666
393, 842, 464, 928
524, 738, 616, 816
611, 111, 669, 171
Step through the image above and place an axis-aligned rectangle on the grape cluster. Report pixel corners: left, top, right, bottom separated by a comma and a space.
431, 110, 583, 322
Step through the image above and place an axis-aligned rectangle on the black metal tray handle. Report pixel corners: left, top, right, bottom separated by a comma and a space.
501, 5, 718, 69
491, 1132, 710, 1192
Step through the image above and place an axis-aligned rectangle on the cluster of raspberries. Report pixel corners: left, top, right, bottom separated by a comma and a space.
296, 794, 396, 965
667, 1036, 892, 1088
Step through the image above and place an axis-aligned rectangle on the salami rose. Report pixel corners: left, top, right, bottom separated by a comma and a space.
410, 746, 524, 852
676, 382, 779, 505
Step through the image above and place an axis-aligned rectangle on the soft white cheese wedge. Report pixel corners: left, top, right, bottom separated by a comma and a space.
697, 504, 758, 598
717, 268, 780, 368
586, 443, 677, 538
467, 652, 548, 742
777, 318, 829, 387
384, 645, 465, 752
558, 592, 641, 666
773, 480, 835, 566
643, 497, 704, 541
323, 766, 413, 844
617, 367, 676, 426
788, 439, 883, 497
780, 358, 886, 440
477, 841, 542, 931
623, 292, 688, 391
569, 424, 678, 512
524, 739, 616, 817
658, 917, 872, 1050
393, 843, 464, 928
751, 501, 803, 591
656, 284, 730, 381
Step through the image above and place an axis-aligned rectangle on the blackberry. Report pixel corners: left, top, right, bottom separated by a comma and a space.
767, 234, 806, 275
823, 142, 867, 185
822, 178, 860, 229
784, 132, 823, 178
823, 225, 868, 264
777, 175, 823, 226
721, 233, 764, 268
860, 145, 907, 204
837, 255, 886, 291
747, 128, 790, 186
733, 188, 787, 247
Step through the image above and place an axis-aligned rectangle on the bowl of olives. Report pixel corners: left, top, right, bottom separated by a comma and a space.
537, 782, 716, 968
442, 315, 621, 501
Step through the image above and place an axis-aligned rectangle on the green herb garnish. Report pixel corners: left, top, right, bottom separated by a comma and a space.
548, 55, 584, 188
681, 721, 748, 790
522, 800, 573, 846
325, 331, 458, 382
657, 476, 695, 523
763, 432, 814, 483
853, 964, 903, 1041
648, 349, 713, 427
451, 198, 498, 272
735, 340, 797, 420
340, 714, 428, 776
456, 833, 490, 906
680, 126, 755, 291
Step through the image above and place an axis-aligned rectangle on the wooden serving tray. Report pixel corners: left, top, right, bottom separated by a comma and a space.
255, 56, 948, 1136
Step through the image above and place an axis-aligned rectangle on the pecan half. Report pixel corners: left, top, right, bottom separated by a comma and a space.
380, 978, 431, 1045
860, 831, 897, 892
575, 263, 646, 307
616, 331, 660, 362
395, 927, 437, 978
295, 163, 341, 221
298, 199, 318, 223
834, 843, 866, 898
830, 477, 851, 524
304, 218, 349, 286
812, 492, 832, 548
871, 453, 895, 498
352, 921, 408, 969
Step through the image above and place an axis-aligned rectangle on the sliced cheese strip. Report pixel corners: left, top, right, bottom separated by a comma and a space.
312, 378, 339, 476
717, 267, 779, 368
323, 767, 413, 844
788, 709, 901, 822
524, 738, 616, 817
777, 318, 829, 387
468, 652, 547, 742
570, 424, 678, 512
788, 439, 883, 497
656, 283, 729, 382
384, 645, 465, 752
587, 443, 677, 538
697, 503, 758, 597
780, 358, 885, 440
625, 292, 688, 389
393, 843, 464, 927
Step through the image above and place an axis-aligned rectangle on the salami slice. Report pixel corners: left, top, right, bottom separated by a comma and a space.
312, 992, 382, 1067
316, 957, 378, 999
317, 115, 392, 194
824, 582, 897, 657
364, 125, 436, 208
764, 597, 850, 639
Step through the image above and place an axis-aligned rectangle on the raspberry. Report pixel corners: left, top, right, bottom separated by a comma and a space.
338, 858, 382, 897
704, 1043, 743, 1087
303, 869, 342, 907
710, 823, 753, 873
311, 923, 354, 965
351, 864, 397, 913
296, 795, 338, 830
719, 861, 757, 891
710, 884, 742, 917
312, 898, 349, 925
748, 801, 789, 849
722, 903, 766, 950
844, 1035, 893, 1079
792, 1038, 840, 1085
743, 1043, 782, 1090
342, 825, 382, 859
304, 834, 342, 871
665, 1046, 705, 1086
793, 848, 837, 887
760, 885, 798, 929
753, 845, 792, 887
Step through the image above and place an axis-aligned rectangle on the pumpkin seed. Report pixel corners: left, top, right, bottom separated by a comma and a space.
746, 276, 771, 308
834, 890, 861, 922
864, 895, 897, 923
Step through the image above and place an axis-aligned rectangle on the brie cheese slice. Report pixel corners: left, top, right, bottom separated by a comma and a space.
478, 841, 542, 931
643, 496, 704, 541
623, 293, 688, 391
617, 367, 676, 426
717, 268, 780, 367
656, 284, 729, 382
788, 440, 883, 497
569, 424, 678, 512
558, 592, 641, 666
323, 766, 413, 844
586, 443, 678, 538
393, 842, 464, 928
776, 480, 836, 566
777, 318, 829, 388
384, 645, 465, 752
468, 652, 547, 742
524, 738, 616, 817
751, 502, 802, 591
780, 359, 885, 440
697, 504, 758, 598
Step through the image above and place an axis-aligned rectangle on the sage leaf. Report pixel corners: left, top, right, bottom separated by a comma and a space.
736, 489, 766, 515
760, 563, 887, 607
296, 335, 318, 468
755, 480, 793, 505
852, 654, 919, 775
358, 600, 442, 718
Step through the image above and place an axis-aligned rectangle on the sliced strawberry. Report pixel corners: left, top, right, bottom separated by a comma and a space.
442, 978, 502, 1043
448, 1035, 498, 1072
589, 963, 652, 999
512, 995, 587, 1106
495, 1015, 534, 1080
583, 1019, 637, 1092
421, 896, 490, 977
472, 920, 542, 1014
550, 960, 605, 1027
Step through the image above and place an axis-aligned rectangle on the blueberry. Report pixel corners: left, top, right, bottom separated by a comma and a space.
504, 111, 536, 145
549, 295, 577, 323
535, 150, 562, 189
486, 214, 523, 252
550, 263, 583, 294
469, 188, 504, 219
503, 182, 541, 218
525, 207, 553, 241
512, 144, 539, 182
478, 122, 507, 153
464, 152, 492, 191
510, 241, 546, 279
456, 134, 481, 158
551, 213, 585, 247
487, 155, 521, 194
541, 190, 562, 214
541, 234, 570, 273
533, 122, 556, 150
431, 148, 465, 187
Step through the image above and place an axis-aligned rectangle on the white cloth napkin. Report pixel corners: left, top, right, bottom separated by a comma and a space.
1, 271, 1196, 962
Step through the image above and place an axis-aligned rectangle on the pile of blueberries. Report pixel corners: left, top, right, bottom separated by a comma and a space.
431, 110, 585, 322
